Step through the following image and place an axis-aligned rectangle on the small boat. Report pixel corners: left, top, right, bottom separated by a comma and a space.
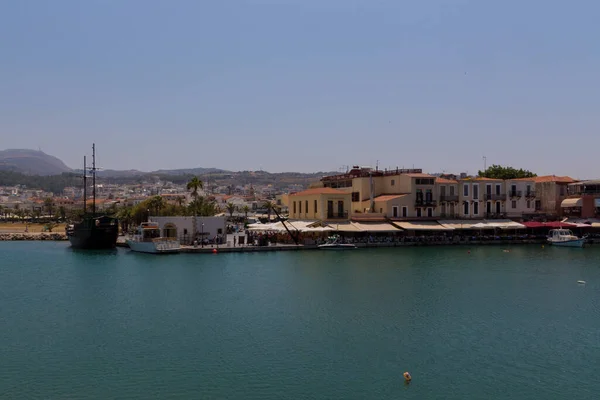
318, 234, 356, 250
547, 229, 586, 248
126, 222, 181, 254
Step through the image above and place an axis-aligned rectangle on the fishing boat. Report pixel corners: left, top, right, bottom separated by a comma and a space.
67, 144, 118, 249
547, 229, 586, 248
318, 234, 356, 250
126, 222, 180, 254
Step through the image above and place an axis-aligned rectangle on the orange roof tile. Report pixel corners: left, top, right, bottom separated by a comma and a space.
436, 178, 458, 184
405, 173, 434, 178
461, 176, 501, 181
290, 187, 348, 196
374, 194, 409, 202
532, 175, 577, 183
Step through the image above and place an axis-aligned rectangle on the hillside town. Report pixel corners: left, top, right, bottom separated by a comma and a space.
1, 165, 598, 231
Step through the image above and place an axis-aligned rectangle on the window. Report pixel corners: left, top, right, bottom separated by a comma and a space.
380, 208, 383, 213
450, 185, 455, 196
526, 185, 531, 195
512, 200, 517, 209
495, 184, 501, 195
473, 202, 479, 215
415, 178, 435, 185
526, 200, 531, 208
473, 184, 479, 200
299, 201, 302, 214
314, 200, 318, 213
293, 201, 296, 213
351, 192, 360, 202
425, 189, 432, 202
560, 186, 565, 196
511, 184, 517, 194
427, 208, 433, 217
392, 206, 399, 217
305, 200, 308, 214
391, 179, 395, 186
463, 184, 469, 197
402, 206, 408, 217
463, 201, 469, 215
416, 208, 422, 217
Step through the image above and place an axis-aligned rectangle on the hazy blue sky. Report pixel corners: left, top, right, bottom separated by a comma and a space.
1, 0, 598, 177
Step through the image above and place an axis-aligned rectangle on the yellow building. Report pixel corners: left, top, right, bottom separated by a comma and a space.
288, 188, 351, 221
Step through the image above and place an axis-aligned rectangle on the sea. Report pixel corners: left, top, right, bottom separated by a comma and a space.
1, 242, 599, 399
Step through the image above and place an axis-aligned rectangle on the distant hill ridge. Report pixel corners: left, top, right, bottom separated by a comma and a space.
0, 148, 336, 178
0, 149, 73, 176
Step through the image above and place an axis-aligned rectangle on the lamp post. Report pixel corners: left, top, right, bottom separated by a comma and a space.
201, 223, 204, 247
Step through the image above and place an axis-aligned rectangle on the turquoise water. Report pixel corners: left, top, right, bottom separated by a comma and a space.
1, 242, 600, 399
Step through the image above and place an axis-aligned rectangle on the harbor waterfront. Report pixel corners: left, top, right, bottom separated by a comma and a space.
2, 242, 600, 399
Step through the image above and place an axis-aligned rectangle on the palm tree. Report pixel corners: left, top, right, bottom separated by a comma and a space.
226, 202, 236, 219
187, 176, 203, 241
44, 197, 55, 218
148, 196, 166, 217
186, 176, 203, 204
242, 205, 250, 221
263, 200, 277, 222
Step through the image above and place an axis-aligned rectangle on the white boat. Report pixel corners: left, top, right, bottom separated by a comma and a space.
126, 222, 181, 254
318, 234, 356, 250
547, 229, 586, 248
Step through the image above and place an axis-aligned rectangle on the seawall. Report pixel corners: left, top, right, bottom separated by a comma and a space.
0, 233, 68, 241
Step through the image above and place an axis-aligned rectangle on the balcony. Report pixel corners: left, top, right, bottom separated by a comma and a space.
439, 194, 459, 202
509, 190, 522, 198
415, 199, 437, 207
484, 194, 506, 201
525, 191, 536, 198
326, 211, 349, 219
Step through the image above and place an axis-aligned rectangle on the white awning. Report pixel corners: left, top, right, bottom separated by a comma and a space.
334, 222, 363, 232
351, 222, 402, 232
438, 220, 485, 230
393, 221, 453, 231
484, 219, 526, 229
561, 198, 582, 207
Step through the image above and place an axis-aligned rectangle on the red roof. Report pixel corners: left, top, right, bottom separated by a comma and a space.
532, 175, 577, 183
290, 187, 348, 196
522, 221, 577, 228
374, 194, 409, 202
436, 177, 458, 184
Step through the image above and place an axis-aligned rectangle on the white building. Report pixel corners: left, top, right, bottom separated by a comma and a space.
504, 178, 537, 218
149, 216, 227, 244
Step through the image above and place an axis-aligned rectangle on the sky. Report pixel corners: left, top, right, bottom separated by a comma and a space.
1, 0, 599, 177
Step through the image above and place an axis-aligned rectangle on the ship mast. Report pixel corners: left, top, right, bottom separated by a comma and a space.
92, 143, 96, 215
83, 156, 87, 214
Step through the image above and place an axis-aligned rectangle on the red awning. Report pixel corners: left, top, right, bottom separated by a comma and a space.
523, 221, 577, 228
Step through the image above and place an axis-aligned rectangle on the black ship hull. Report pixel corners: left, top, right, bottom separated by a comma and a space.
67, 216, 118, 249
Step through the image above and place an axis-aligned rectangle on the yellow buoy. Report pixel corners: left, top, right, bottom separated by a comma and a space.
403, 371, 412, 382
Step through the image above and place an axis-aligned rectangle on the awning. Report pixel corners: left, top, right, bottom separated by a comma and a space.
334, 222, 363, 232
522, 221, 577, 229
393, 221, 453, 231
561, 198, 582, 207
438, 220, 485, 230
351, 222, 402, 232
484, 219, 527, 229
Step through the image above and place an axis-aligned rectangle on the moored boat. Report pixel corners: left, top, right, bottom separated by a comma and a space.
126, 222, 180, 254
318, 234, 356, 250
547, 229, 586, 248
67, 144, 118, 249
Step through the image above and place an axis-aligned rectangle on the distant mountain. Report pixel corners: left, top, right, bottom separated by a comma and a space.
0, 149, 73, 176
151, 167, 231, 176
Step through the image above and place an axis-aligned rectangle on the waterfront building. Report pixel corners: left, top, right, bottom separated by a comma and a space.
436, 177, 460, 219
287, 188, 351, 222
563, 180, 600, 218
533, 175, 576, 218
504, 178, 537, 219
458, 177, 505, 219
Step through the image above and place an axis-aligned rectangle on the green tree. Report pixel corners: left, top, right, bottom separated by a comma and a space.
44, 197, 55, 218
186, 176, 203, 203
478, 165, 537, 180
263, 200, 278, 222
226, 202, 236, 218
148, 196, 166, 216
241, 205, 250, 220
57, 206, 67, 221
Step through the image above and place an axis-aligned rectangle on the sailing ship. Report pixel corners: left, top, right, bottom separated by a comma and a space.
66, 144, 119, 249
